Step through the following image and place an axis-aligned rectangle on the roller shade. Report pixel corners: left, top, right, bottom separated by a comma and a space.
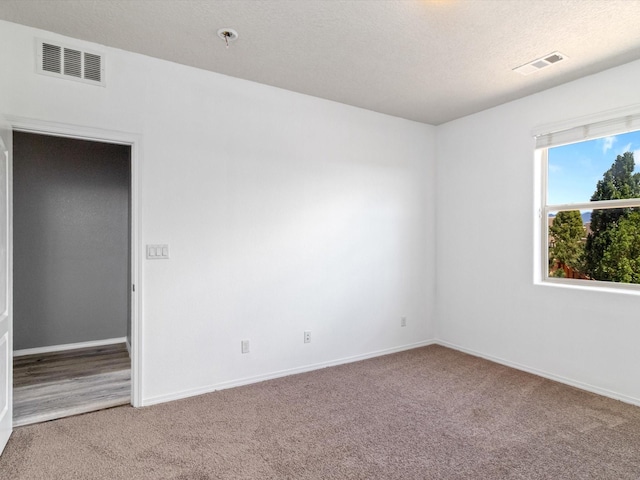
535, 113, 640, 149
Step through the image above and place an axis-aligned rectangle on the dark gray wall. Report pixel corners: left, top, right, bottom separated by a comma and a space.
13, 131, 130, 350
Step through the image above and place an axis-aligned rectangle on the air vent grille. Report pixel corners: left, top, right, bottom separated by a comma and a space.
513, 51, 567, 76
84, 53, 102, 82
41, 43, 61, 73
63, 48, 82, 77
36, 39, 105, 86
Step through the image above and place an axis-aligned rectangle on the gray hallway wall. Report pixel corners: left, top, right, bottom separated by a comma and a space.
13, 131, 130, 350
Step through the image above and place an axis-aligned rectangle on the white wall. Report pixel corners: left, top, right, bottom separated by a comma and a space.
0, 21, 436, 404
436, 59, 640, 403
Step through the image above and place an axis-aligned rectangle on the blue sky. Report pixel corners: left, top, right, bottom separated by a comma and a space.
548, 130, 640, 205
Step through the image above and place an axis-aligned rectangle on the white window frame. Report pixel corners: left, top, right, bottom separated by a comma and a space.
535, 108, 640, 294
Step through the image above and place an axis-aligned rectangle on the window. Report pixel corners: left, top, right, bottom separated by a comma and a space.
537, 113, 640, 290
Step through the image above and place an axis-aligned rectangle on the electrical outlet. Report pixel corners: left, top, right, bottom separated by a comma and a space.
304, 331, 311, 343
241, 339, 250, 354
401, 317, 407, 327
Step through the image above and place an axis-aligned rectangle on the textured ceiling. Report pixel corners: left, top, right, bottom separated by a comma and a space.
1, 0, 640, 125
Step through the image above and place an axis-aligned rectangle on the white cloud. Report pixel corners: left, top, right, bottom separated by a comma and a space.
548, 164, 562, 173
634, 149, 640, 169
618, 142, 632, 155
602, 135, 617, 154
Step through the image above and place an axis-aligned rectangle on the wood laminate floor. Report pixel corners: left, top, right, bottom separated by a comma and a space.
13, 343, 131, 427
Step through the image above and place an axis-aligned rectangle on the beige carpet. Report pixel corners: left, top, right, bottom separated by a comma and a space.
2, 345, 640, 479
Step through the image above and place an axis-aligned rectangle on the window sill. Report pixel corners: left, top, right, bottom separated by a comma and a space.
535, 278, 640, 296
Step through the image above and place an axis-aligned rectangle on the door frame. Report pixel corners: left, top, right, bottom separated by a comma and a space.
7, 115, 143, 407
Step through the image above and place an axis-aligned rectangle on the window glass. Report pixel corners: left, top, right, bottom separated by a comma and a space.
548, 207, 640, 284
548, 130, 640, 205
544, 129, 640, 287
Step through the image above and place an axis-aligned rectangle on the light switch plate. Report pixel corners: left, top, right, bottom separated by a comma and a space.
147, 244, 169, 259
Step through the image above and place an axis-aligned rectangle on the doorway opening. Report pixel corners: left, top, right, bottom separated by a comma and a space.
12, 130, 134, 426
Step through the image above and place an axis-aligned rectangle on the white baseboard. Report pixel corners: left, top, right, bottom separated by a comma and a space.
436, 339, 640, 408
125, 338, 131, 357
13, 337, 128, 357
139, 337, 640, 410
142, 339, 437, 406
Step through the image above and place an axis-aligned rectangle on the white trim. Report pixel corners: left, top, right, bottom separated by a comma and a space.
0, 333, 8, 423
7, 117, 134, 146
437, 340, 640, 408
129, 135, 143, 408
13, 337, 127, 357
134, 336, 640, 411
126, 338, 131, 357
535, 277, 640, 295
142, 340, 436, 406
546, 198, 640, 213
537, 148, 548, 286
6, 115, 143, 407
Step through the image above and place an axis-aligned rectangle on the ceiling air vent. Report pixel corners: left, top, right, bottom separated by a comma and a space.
513, 51, 567, 76
36, 39, 105, 86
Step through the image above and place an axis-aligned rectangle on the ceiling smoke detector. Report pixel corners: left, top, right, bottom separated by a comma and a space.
217, 28, 238, 48
513, 51, 567, 75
